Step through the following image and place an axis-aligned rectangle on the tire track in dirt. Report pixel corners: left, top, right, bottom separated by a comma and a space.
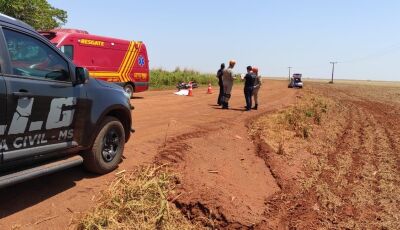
154, 119, 235, 166
152, 101, 297, 228
156, 130, 210, 164
154, 116, 283, 229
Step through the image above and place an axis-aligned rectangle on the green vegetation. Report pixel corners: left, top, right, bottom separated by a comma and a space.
77, 165, 201, 230
0, 0, 67, 30
250, 91, 331, 156
281, 95, 328, 139
150, 68, 241, 89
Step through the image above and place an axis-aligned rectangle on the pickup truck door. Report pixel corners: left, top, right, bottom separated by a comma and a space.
0, 76, 6, 160
0, 27, 87, 163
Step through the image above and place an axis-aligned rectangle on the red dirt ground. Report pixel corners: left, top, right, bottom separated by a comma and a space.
254, 83, 400, 229
0, 80, 297, 229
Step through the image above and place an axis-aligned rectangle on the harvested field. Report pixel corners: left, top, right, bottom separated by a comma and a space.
252, 82, 400, 229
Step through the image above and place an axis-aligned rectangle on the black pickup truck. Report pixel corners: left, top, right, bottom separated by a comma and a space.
0, 13, 133, 188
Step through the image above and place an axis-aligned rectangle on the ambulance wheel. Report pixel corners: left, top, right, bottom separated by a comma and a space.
124, 84, 134, 98
83, 116, 125, 174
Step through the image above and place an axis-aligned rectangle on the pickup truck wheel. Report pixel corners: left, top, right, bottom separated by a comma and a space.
83, 116, 125, 174
124, 84, 134, 98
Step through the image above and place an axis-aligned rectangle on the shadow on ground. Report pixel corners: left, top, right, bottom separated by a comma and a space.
0, 167, 96, 218
131, 96, 145, 99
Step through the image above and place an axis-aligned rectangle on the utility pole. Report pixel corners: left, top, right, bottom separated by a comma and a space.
288, 66, 292, 81
329, 62, 338, 84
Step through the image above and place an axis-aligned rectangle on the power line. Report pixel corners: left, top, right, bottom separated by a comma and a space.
340, 43, 400, 64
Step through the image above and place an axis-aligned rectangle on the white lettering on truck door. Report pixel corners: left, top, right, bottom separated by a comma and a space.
8, 98, 34, 135
46, 97, 76, 130
0, 125, 6, 135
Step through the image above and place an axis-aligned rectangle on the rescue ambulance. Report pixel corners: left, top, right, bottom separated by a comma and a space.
40, 29, 149, 97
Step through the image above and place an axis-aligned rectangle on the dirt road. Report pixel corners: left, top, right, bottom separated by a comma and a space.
0, 80, 297, 229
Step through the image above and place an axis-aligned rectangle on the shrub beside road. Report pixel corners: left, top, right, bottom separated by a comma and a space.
149, 68, 242, 89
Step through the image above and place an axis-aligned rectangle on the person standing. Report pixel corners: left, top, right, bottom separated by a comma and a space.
252, 67, 262, 110
222, 60, 236, 109
243, 66, 256, 111
216, 63, 225, 105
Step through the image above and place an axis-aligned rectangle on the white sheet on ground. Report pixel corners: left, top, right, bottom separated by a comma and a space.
174, 89, 189, 96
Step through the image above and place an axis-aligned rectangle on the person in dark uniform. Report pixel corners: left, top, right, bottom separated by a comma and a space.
216, 63, 225, 105
243, 66, 256, 111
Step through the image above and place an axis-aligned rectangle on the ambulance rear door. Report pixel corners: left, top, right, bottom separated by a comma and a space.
132, 43, 149, 92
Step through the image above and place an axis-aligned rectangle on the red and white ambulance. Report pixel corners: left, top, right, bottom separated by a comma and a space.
40, 29, 149, 96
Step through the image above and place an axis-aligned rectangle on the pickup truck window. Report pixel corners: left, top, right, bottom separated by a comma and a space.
3, 28, 70, 82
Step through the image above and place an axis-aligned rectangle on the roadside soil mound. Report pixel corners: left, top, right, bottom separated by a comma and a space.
156, 119, 280, 228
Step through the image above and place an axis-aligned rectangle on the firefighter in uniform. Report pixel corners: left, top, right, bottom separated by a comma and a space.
222, 60, 236, 109
216, 63, 225, 105
252, 67, 262, 110
243, 66, 256, 111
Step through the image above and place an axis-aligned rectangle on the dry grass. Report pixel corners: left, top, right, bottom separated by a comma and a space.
250, 90, 332, 156
281, 95, 328, 138
76, 165, 201, 230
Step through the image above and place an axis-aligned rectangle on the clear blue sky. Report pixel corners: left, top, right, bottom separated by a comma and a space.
48, 0, 400, 81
